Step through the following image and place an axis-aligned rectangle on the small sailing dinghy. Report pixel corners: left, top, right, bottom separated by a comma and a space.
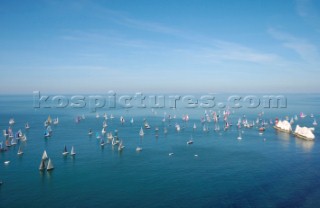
164, 127, 168, 134
313, 119, 317, 126
118, 140, 125, 151
139, 127, 144, 137
25, 123, 30, 129
53, 117, 59, 125
100, 138, 105, 146
136, 147, 142, 152
187, 137, 194, 145
144, 122, 151, 129
70, 146, 76, 156
9, 118, 15, 125
102, 121, 107, 128
17, 146, 23, 155
62, 145, 69, 156
46, 158, 54, 171
88, 129, 93, 135
120, 116, 125, 125
96, 132, 101, 139
42, 150, 48, 160
39, 159, 46, 171
237, 131, 242, 140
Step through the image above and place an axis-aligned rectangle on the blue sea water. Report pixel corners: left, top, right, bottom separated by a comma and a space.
0, 94, 320, 207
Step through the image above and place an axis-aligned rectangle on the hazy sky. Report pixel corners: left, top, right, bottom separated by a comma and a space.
0, 0, 319, 94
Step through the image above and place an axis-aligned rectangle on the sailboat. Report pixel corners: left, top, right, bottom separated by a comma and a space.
44, 130, 50, 138
175, 124, 181, 132
3, 129, 8, 137
70, 146, 76, 156
46, 158, 54, 171
53, 117, 59, 125
130, 118, 134, 124
187, 136, 193, 145
111, 138, 116, 146
107, 132, 113, 140
101, 127, 106, 135
102, 121, 108, 128
17, 146, 23, 155
42, 150, 48, 160
139, 127, 144, 137
25, 122, 30, 129
120, 116, 125, 125
118, 140, 125, 151
47, 115, 52, 124
164, 127, 168, 134
100, 138, 105, 146
136, 146, 142, 152
300, 112, 306, 118
193, 123, 197, 131
144, 121, 151, 129
39, 159, 46, 171
96, 113, 100, 118
96, 132, 101, 139
9, 118, 15, 125
313, 119, 318, 126
62, 145, 69, 156
237, 131, 242, 140
88, 129, 93, 135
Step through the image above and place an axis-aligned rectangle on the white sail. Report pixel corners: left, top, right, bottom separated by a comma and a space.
118, 140, 124, 151
313, 119, 317, 126
47, 158, 54, 171
39, 159, 46, 171
17, 146, 23, 155
9, 118, 15, 125
139, 127, 144, 137
71, 146, 76, 155
42, 150, 48, 160
53, 117, 59, 125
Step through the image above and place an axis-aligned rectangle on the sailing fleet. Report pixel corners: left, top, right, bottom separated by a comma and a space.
0, 111, 318, 175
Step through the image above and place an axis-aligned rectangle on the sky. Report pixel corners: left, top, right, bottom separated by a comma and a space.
0, 0, 319, 94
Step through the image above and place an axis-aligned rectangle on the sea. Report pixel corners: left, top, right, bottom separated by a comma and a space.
0, 94, 320, 208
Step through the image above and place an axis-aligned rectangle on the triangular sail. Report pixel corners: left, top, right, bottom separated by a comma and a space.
71, 146, 75, 155
42, 150, 48, 160
39, 159, 46, 171
139, 127, 144, 137
47, 158, 54, 171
